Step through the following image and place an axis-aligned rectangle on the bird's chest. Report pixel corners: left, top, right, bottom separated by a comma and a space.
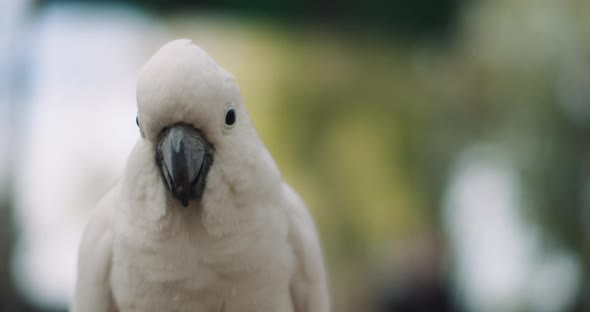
109, 219, 293, 312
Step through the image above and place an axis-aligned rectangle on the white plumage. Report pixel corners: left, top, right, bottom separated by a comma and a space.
73, 39, 329, 312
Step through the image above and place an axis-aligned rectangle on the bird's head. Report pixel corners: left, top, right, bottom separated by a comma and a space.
135, 39, 252, 208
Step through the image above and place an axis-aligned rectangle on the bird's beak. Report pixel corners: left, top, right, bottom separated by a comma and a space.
156, 123, 213, 207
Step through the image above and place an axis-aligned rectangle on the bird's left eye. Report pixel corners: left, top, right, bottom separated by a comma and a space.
225, 109, 236, 126
136, 115, 139, 127
223, 105, 237, 131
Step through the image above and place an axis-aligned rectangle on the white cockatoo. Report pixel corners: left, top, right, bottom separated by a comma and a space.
73, 39, 330, 312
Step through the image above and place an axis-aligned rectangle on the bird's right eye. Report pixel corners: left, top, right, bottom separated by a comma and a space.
136, 115, 139, 127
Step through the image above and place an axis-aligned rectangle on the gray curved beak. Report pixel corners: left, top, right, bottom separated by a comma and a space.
157, 124, 213, 207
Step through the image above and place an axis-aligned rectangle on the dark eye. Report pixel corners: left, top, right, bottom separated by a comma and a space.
136, 115, 139, 127
225, 109, 236, 126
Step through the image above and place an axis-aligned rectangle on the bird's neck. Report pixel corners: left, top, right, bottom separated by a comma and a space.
198, 144, 283, 237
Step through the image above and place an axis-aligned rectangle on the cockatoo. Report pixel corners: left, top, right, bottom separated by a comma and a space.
73, 39, 330, 312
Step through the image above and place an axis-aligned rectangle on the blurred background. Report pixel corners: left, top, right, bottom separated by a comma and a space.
2, 0, 590, 311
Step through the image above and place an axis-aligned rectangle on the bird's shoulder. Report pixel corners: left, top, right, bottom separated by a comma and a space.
74, 182, 120, 309
281, 183, 325, 279
281, 183, 312, 224
78, 183, 118, 266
